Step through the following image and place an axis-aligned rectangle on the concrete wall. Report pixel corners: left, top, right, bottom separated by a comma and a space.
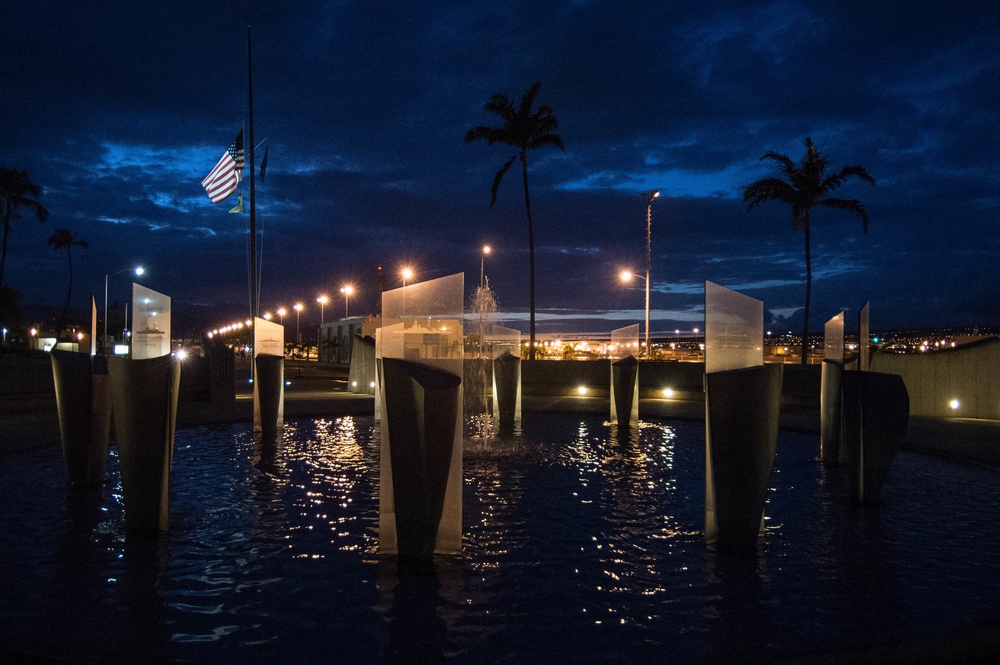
520, 359, 821, 408
0, 353, 54, 395
871, 337, 1000, 419
1, 350, 215, 402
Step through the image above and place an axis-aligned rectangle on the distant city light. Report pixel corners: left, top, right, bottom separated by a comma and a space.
577, 385, 588, 395
949, 399, 960, 410
662, 388, 674, 398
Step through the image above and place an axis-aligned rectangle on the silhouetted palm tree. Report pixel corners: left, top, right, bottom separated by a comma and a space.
465, 82, 564, 360
48, 228, 89, 331
0, 167, 50, 292
743, 137, 874, 364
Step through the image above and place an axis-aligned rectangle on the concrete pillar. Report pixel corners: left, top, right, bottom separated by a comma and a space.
254, 353, 284, 438
108, 355, 181, 535
842, 371, 909, 504
820, 359, 844, 465
380, 358, 462, 569
492, 351, 521, 434
51, 349, 111, 489
705, 363, 783, 554
610, 355, 639, 427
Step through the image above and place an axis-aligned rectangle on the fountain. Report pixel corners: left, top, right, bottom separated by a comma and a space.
703, 281, 782, 554
487, 324, 522, 435
465, 278, 498, 421
378, 273, 464, 566
826, 302, 909, 503
253, 316, 285, 438
609, 323, 640, 427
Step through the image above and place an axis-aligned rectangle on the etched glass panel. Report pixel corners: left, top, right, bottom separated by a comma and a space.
131, 283, 170, 359
704, 281, 763, 373
380, 273, 464, 377
824, 312, 845, 365
485, 324, 521, 360
254, 317, 284, 357
610, 323, 640, 360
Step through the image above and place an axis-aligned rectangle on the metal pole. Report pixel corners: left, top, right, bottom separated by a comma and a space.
103, 273, 109, 354
645, 201, 651, 359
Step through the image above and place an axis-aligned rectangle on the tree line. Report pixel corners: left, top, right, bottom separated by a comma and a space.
1, 166, 89, 334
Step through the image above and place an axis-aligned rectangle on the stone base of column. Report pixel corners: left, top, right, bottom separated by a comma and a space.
705, 363, 783, 554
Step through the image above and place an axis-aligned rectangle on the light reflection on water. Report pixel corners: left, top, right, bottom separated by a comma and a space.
1, 413, 1000, 663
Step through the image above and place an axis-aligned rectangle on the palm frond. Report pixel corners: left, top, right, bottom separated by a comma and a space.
743, 178, 798, 209
759, 150, 796, 179
484, 93, 515, 119
490, 154, 518, 207
816, 197, 870, 233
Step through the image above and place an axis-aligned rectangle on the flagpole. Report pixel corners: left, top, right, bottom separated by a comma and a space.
247, 24, 258, 320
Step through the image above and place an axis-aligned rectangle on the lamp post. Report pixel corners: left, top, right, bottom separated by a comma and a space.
480, 245, 491, 290
276, 307, 286, 325
619, 270, 649, 356
641, 190, 660, 358
340, 285, 354, 318
293, 303, 303, 344
317, 295, 328, 324
104, 265, 144, 354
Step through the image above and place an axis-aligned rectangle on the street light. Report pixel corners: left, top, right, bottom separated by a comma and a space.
619, 270, 650, 355
340, 285, 354, 318
276, 307, 286, 325
401, 267, 413, 287
317, 295, 329, 324
104, 265, 144, 354
293, 303, 303, 343
480, 245, 491, 290
641, 190, 660, 359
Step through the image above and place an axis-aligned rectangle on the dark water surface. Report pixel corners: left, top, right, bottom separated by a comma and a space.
2, 413, 999, 663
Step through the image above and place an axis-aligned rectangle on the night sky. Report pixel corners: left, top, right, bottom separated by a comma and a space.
2, 1, 998, 337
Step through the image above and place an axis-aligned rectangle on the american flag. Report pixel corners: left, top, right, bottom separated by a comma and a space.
201, 130, 244, 203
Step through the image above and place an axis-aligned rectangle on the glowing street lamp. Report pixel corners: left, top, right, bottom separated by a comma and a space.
317, 295, 329, 324
480, 245, 491, 290
401, 267, 413, 287
619, 269, 651, 356
340, 285, 354, 318
641, 190, 660, 359
293, 303, 303, 343
104, 265, 144, 354
276, 307, 286, 325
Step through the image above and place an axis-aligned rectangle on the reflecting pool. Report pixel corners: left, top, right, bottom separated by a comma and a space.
2, 414, 1000, 663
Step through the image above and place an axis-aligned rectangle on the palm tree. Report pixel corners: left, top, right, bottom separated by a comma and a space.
48, 228, 89, 331
0, 167, 50, 292
743, 137, 874, 364
465, 82, 564, 360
